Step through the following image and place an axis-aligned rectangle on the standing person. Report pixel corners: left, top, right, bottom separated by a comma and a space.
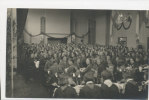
134, 66, 144, 85
34, 57, 40, 81
143, 55, 148, 65
58, 56, 68, 73
135, 56, 141, 67
123, 70, 139, 99
47, 72, 58, 97
67, 59, 78, 83
79, 75, 102, 98
93, 58, 100, 83
44, 57, 53, 74
129, 58, 136, 68
50, 60, 59, 76
97, 59, 107, 83
25, 55, 36, 82
100, 70, 120, 99
53, 74, 77, 98
83, 58, 95, 83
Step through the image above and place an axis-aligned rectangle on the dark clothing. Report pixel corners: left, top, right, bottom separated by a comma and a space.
79, 84, 102, 98
54, 86, 77, 98
59, 62, 68, 71
44, 60, 52, 71
46, 74, 58, 97
124, 80, 139, 99
100, 83, 120, 99
130, 63, 137, 68
135, 62, 141, 67
25, 58, 36, 81
98, 63, 106, 77
83, 64, 95, 82
49, 85, 58, 97
46, 73, 58, 84
67, 65, 77, 77
134, 70, 144, 84
114, 70, 123, 82
50, 63, 59, 74
40, 57, 46, 68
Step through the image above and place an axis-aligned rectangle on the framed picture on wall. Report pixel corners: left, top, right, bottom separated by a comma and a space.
118, 37, 127, 46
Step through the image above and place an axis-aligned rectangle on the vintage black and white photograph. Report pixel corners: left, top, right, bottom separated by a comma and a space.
6, 8, 149, 99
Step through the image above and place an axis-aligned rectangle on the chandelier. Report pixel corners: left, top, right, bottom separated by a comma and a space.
112, 11, 132, 30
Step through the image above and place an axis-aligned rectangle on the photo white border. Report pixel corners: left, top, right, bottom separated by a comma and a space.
0, 0, 149, 100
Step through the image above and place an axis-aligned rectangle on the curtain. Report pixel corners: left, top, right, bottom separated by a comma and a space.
17, 9, 28, 72
17, 9, 28, 45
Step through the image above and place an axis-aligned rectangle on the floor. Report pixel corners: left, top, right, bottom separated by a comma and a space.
6, 74, 50, 98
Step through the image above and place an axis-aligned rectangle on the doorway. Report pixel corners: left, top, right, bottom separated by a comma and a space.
47, 38, 67, 44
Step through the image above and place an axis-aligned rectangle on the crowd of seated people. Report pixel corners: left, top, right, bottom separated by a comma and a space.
21, 42, 149, 99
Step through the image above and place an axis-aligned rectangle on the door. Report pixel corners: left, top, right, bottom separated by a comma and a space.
48, 38, 67, 44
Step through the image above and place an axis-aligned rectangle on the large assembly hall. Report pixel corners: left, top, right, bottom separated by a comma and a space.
6, 9, 149, 99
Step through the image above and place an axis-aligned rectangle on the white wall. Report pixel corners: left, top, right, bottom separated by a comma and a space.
73, 10, 90, 44
95, 11, 107, 45
73, 10, 108, 44
24, 9, 108, 45
45, 10, 70, 33
24, 9, 70, 44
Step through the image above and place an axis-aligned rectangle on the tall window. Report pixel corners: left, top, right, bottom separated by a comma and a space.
40, 16, 46, 33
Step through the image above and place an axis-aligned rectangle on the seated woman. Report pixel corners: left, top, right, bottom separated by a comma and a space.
100, 70, 120, 99
53, 74, 77, 98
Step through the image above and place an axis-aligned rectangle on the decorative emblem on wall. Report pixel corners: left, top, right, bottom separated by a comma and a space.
112, 11, 132, 30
